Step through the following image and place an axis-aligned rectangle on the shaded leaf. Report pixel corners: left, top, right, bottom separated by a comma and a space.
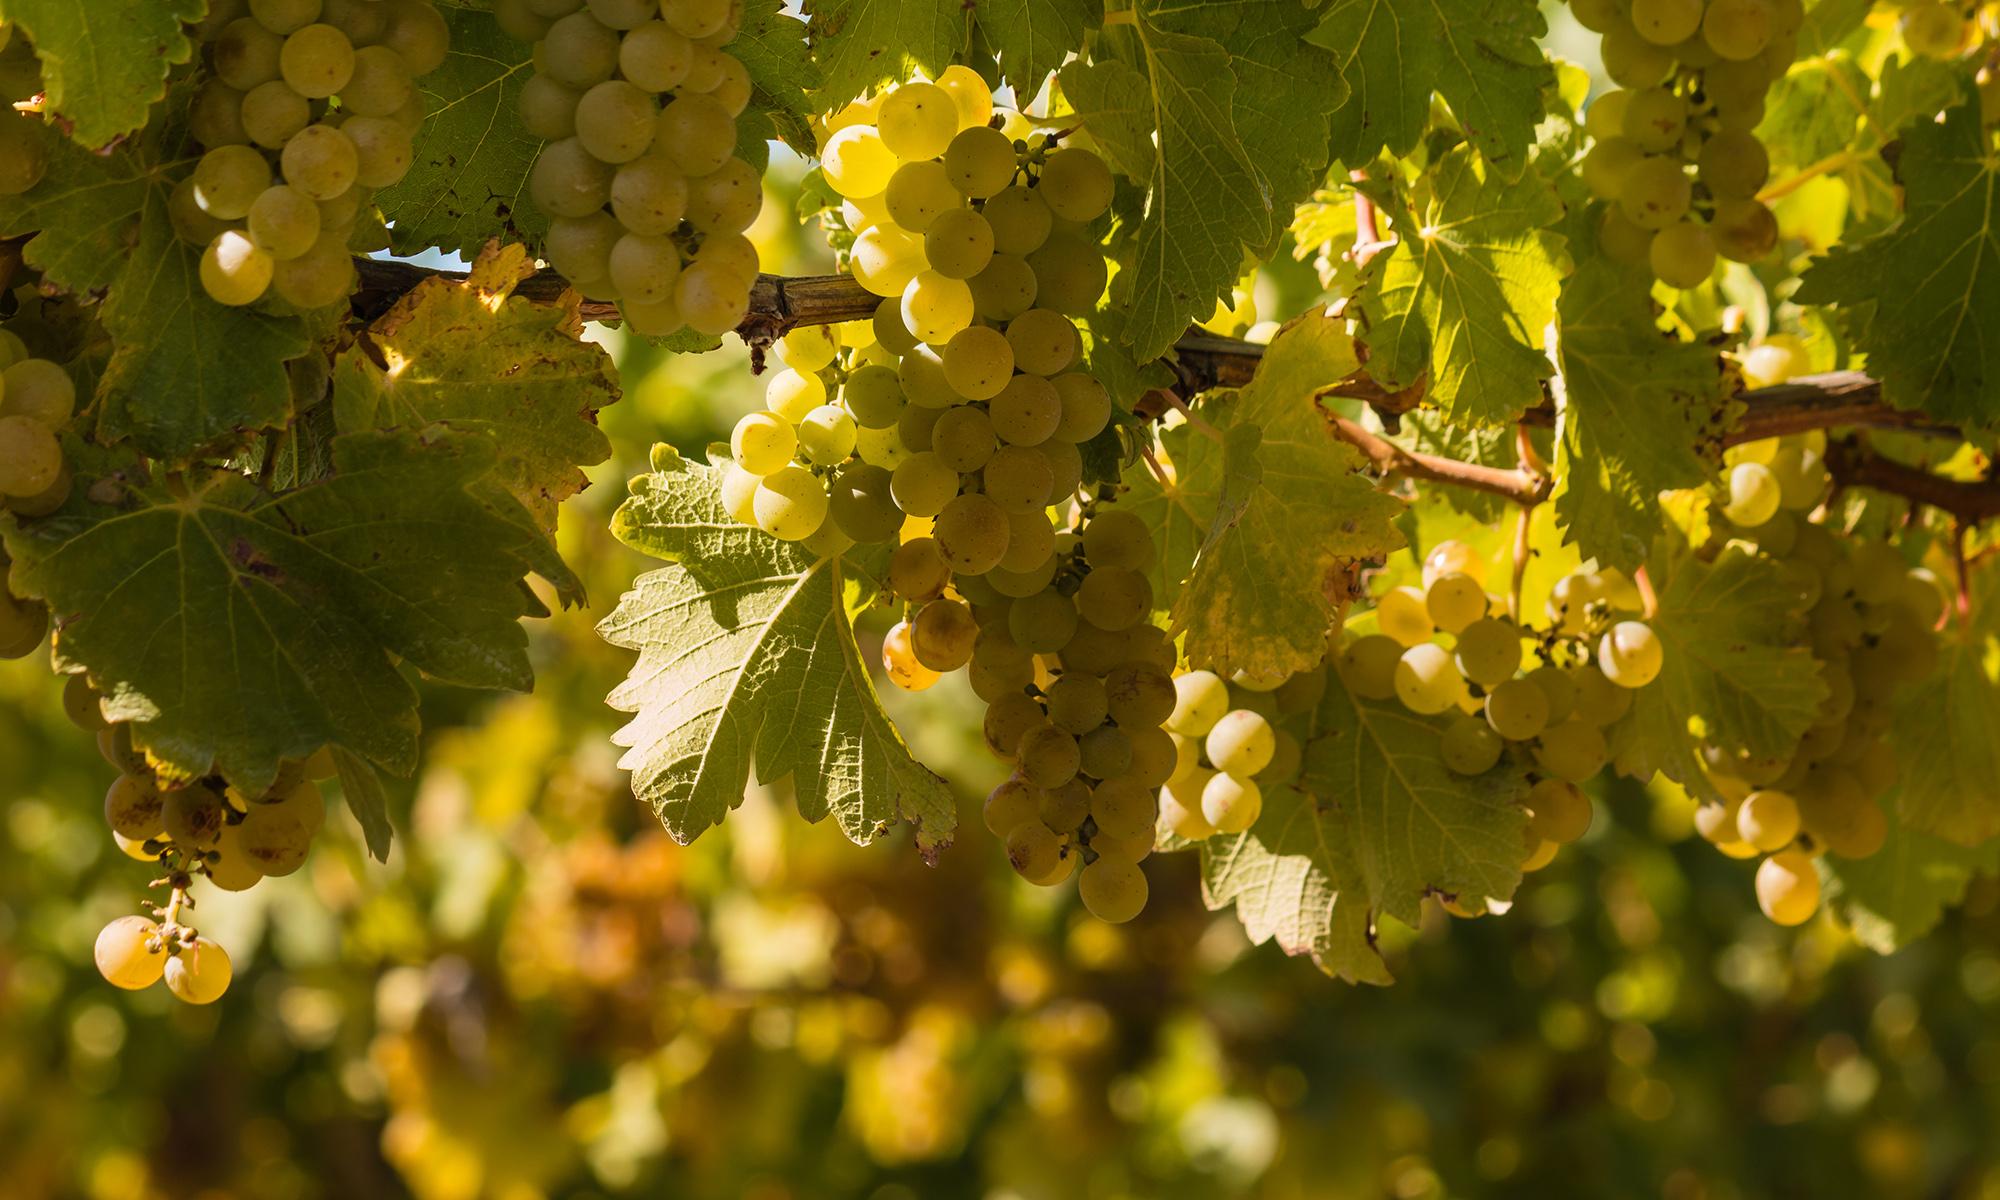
0, 0, 202, 147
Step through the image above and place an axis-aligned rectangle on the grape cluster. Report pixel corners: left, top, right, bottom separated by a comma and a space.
1157, 670, 1313, 842
0, 330, 78, 660
1572, 0, 1798, 286
1339, 542, 1663, 883
87, 687, 338, 1004
501, 0, 762, 338
183, 0, 448, 308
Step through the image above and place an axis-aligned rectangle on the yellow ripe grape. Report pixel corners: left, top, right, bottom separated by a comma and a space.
731, 410, 797, 475
1484, 676, 1551, 741
1697, 129, 1770, 199
900, 269, 975, 344
1168, 670, 1230, 737
1599, 205, 1654, 266
1394, 643, 1461, 715
200, 230, 274, 306
1597, 620, 1663, 688
1373, 585, 1433, 646
1740, 334, 1811, 388
1618, 155, 1692, 230
1712, 197, 1778, 263
883, 619, 942, 691
779, 324, 840, 372
1453, 617, 1523, 688
876, 81, 957, 161
796, 404, 857, 465
1422, 539, 1483, 587
882, 159, 961, 233
1037, 146, 1114, 223
1737, 788, 1801, 851
1583, 89, 1632, 141
1721, 461, 1781, 527
934, 64, 994, 131
208, 824, 269, 892
0, 415, 61, 498
1424, 572, 1487, 635
1621, 87, 1687, 153
95, 916, 165, 990
942, 125, 1016, 198
852, 224, 926, 297
765, 367, 827, 422
1755, 848, 1820, 925
1526, 777, 1593, 844
1440, 716, 1504, 775
1898, 2, 1963, 59
1701, 0, 1773, 60
1602, 23, 1676, 87
1078, 858, 1148, 923
1200, 771, 1262, 834
752, 465, 829, 540
1006, 820, 1065, 882
1536, 719, 1608, 783
164, 938, 234, 1005
1648, 220, 1716, 289
821, 124, 899, 199
1581, 136, 1644, 202
1520, 836, 1560, 872
941, 325, 1013, 400
1630, 0, 1702, 45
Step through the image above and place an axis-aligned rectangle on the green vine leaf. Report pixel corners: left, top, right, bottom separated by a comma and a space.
598, 448, 957, 859
2, 428, 540, 796
978, 0, 1097, 96
1122, 418, 1220, 623
1888, 562, 2000, 846
801, 0, 961, 107
1174, 311, 1404, 680
733, 0, 820, 148
1794, 102, 2000, 433
0, 0, 202, 148
1358, 146, 1569, 428
1821, 820, 2000, 953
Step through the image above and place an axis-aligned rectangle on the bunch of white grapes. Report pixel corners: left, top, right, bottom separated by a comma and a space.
88, 683, 339, 1004
502, 0, 762, 338
1157, 668, 1315, 842
1338, 541, 1663, 878
1692, 424, 1941, 927
1572, 0, 1798, 286
0, 329, 79, 659
183, 0, 448, 308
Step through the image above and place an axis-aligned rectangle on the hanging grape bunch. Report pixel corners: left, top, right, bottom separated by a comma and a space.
1573, 0, 1800, 286
184, 0, 449, 307
0, 328, 79, 660
504, 0, 763, 338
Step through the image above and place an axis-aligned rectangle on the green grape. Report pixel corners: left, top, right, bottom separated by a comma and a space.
317, 182, 367, 237
1394, 643, 1460, 715
821, 124, 897, 199
969, 253, 1039, 321
673, 259, 751, 335
752, 465, 829, 540
171, 176, 236, 246
897, 400, 943, 452
871, 297, 920, 356
660, 0, 731, 37
1648, 220, 1716, 288
1617, 155, 1691, 230
543, 211, 621, 280
1697, 129, 1769, 198
1571, 0, 1625, 32
986, 375, 1059, 447
1484, 676, 1550, 741
888, 537, 951, 602
877, 81, 957, 161
95, 917, 165, 991
1105, 662, 1176, 727
281, 122, 359, 200
1527, 776, 1593, 843
1768, 444, 1828, 510
855, 423, 909, 470
1580, 136, 1643, 202
842, 364, 905, 429
1005, 308, 1079, 377
797, 404, 856, 465
1040, 438, 1083, 502
241, 80, 310, 149
731, 410, 796, 475
1535, 720, 1608, 783
1075, 567, 1150, 631
1597, 620, 1663, 688
1454, 617, 1522, 688
540, 11, 619, 88
617, 20, 692, 92
1424, 572, 1486, 635
999, 509, 1057, 573
64, 675, 107, 732
0, 589, 49, 658
606, 232, 681, 304
656, 91, 736, 176
1168, 670, 1229, 736
822, 463, 897, 542
923, 206, 995, 280
883, 161, 958, 234
1026, 231, 1106, 315
342, 43, 414, 116
719, 462, 760, 525
889, 451, 958, 517
246, 184, 322, 259
1050, 372, 1109, 443
982, 776, 1043, 837
1192, 771, 1258, 835
942, 125, 1015, 198
1079, 858, 1148, 923
1008, 588, 1078, 654
981, 445, 1053, 515
575, 79, 657, 164
984, 184, 1053, 255
269, 229, 355, 307
1700, 0, 1772, 58
901, 269, 975, 344
1080, 509, 1151, 570
193, 144, 273, 220
164, 938, 234, 1005
280, 23, 355, 98
252, 0, 322, 35
190, 80, 252, 149
931, 405, 995, 472
1630, 0, 1702, 44
1711, 197, 1778, 263
1205, 709, 1274, 775
1621, 87, 1686, 153
1037, 146, 1114, 222
1088, 777, 1154, 839
1005, 820, 1064, 881
912, 597, 978, 671
1704, 57, 1772, 118
1722, 460, 1781, 527
200, 230, 275, 306
0, 359, 75, 428
687, 157, 762, 233
1583, 89, 1633, 140
1374, 585, 1433, 646
941, 325, 1013, 401
589, 0, 658, 30
1338, 634, 1402, 701
934, 64, 994, 131
215, 19, 286, 91
1018, 723, 1081, 787
896, 344, 956, 409
1601, 23, 1675, 87
1078, 725, 1133, 779
344, 115, 414, 187
765, 367, 827, 422
1045, 675, 1109, 735
682, 44, 732, 92
1441, 715, 1504, 775
1900, 2, 1963, 58
1755, 847, 1820, 925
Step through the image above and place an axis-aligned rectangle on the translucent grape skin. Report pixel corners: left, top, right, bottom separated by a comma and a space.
95, 916, 165, 990
164, 937, 234, 1004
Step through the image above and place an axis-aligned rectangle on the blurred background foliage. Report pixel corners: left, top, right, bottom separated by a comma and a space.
6, 113, 2000, 1200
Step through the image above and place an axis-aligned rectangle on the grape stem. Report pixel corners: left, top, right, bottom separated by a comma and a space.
1328, 414, 1549, 506
1633, 565, 1659, 621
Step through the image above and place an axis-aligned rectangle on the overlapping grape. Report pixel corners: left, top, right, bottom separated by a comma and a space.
184, 0, 447, 307
1572, 0, 1799, 286
501, 0, 762, 338
0, 329, 78, 660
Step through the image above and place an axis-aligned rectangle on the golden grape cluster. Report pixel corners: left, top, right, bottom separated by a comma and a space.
0, 328, 78, 660
502, 0, 763, 338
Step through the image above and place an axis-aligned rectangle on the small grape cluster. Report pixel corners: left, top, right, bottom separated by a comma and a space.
1157, 670, 1313, 842
1339, 542, 1663, 883
502, 0, 762, 338
1572, 0, 1796, 286
0, 329, 79, 659
87, 690, 337, 1004
182, 0, 448, 308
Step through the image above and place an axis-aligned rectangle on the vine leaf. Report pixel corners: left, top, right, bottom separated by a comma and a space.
333, 242, 617, 604
1174, 311, 1404, 680
1201, 667, 1531, 984
1821, 821, 2000, 953
1309, 0, 1554, 167
1793, 102, 2000, 433
1552, 247, 1725, 571
978, 0, 1097, 97
1889, 561, 2000, 846
1358, 146, 1569, 428
378, 5, 545, 258
1121, 419, 1220, 621
1610, 544, 1826, 802
0, 0, 202, 148
332, 747, 395, 863
1, 429, 540, 797
732, 0, 820, 148
800, 0, 961, 107
598, 448, 957, 859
